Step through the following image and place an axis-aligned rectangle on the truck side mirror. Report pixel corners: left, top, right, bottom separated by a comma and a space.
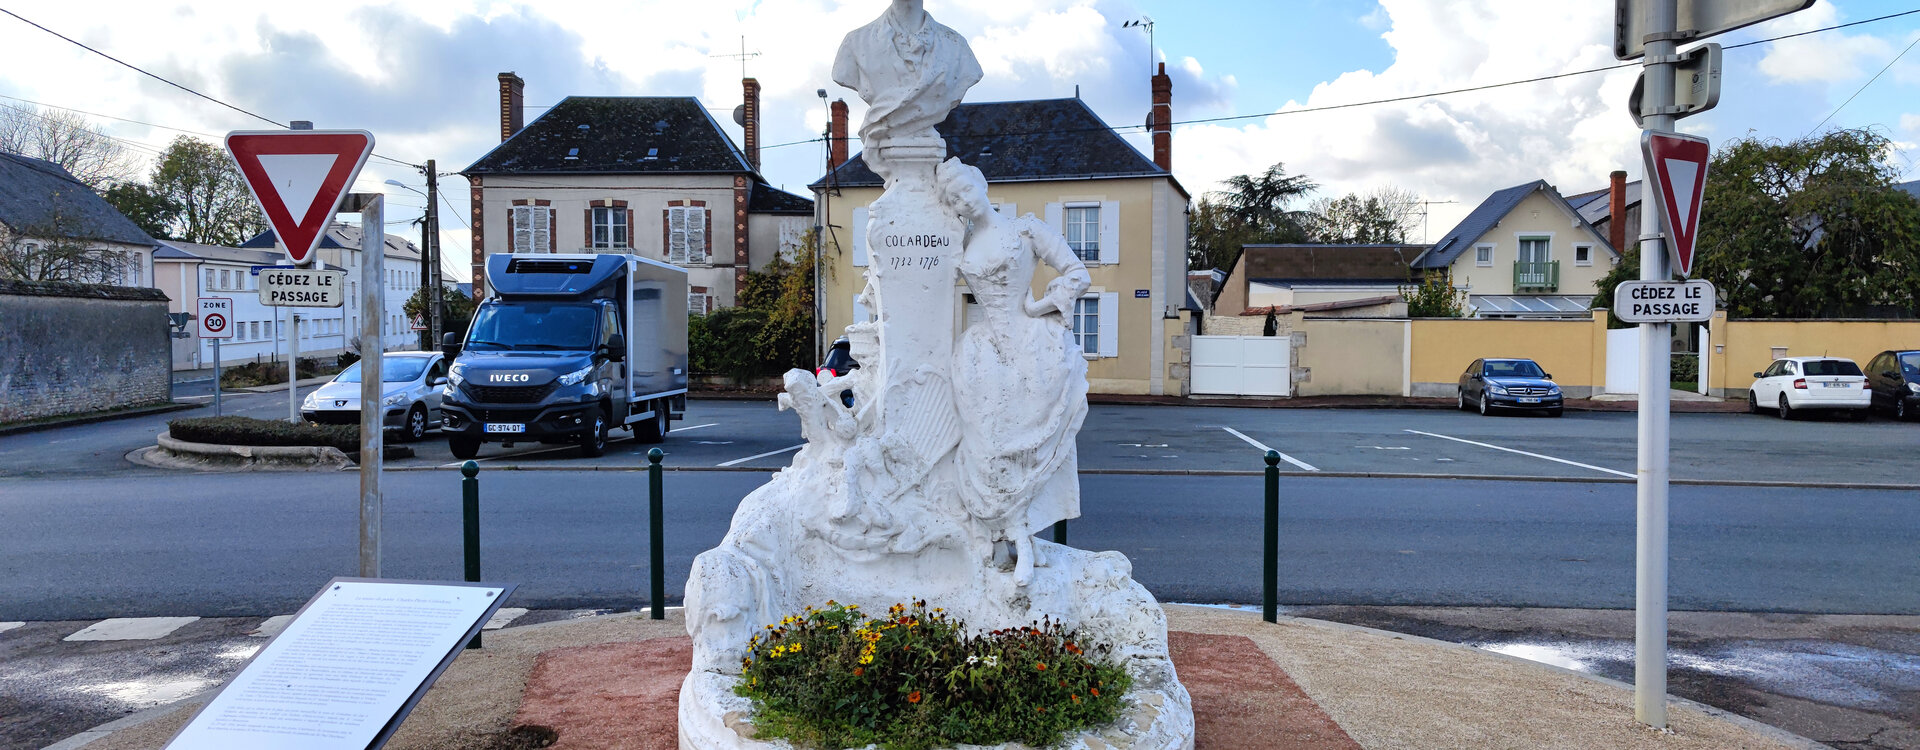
602, 334, 626, 363
442, 332, 462, 359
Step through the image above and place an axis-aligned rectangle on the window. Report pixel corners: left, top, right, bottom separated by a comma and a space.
251, 322, 261, 340
220, 269, 232, 289
1065, 205, 1100, 261
666, 205, 708, 265
205, 269, 216, 290
1072, 297, 1099, 355
511, 204, 553, 253
1475, 245, 1494, 267
688, 291, 712, 316
591, 206, 630, 249
1574, 244, 1593, 266
1518, 237, 1551, 265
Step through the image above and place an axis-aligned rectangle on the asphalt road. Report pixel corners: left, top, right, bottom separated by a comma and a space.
3, 469, 1915, 622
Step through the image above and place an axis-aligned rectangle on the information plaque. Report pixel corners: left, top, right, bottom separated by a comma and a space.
166, 578, 516, 750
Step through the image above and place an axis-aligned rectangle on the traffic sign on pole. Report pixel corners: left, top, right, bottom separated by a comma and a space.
1614, 279, 1716, 323
1642, 131, 1712, 278
225, 130, 375, 266
196, 297, 234, 339
1614, 0, 1813, 60
1629, 43, 1722, 127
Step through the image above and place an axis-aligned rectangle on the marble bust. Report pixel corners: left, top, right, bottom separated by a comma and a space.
832, 0, 982, 178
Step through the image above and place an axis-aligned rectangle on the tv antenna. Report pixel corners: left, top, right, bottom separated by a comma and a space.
710, 36, 762, 80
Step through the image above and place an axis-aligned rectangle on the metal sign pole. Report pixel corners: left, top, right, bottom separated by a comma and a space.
1635, 0, 1679, 729
213, 338, 223, 417
289, 312, 301, 423
357, 194, 386, 578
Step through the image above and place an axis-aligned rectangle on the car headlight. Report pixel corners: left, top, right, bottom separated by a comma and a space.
558, 365, 594, 387
1547, 385, 1562, 395
302, 392, 320, 408
383, 393, 406, 407
1909, 382, 1919, 394
1486, 384, 1508, 395
447, 363, 466, 387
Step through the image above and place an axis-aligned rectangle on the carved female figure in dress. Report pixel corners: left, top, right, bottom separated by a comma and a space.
935, 158, 1092, 587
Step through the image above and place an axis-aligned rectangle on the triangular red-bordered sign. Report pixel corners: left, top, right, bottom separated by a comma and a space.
1641, 131, 1711, 278
225, 130, 375, 266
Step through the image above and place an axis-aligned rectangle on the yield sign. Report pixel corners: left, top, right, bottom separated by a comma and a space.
225, 130, 375, 266
1641, 130, 1711, 278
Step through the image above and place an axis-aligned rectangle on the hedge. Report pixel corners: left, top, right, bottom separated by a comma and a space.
169, 416, 358, 452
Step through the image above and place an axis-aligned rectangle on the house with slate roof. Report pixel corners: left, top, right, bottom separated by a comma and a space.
0, 151, 159, 286
811, 65, 1193, 396
241, 223, 424, 354
1413, 180, 1620, 318
1211, 244, 1422, 323
154, 241, 355, 370
460, 73, 814, 312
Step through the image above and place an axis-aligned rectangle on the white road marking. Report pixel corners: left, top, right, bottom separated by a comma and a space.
64, 617, 200, 642
484, 607, 529, 630
672, 423, 718, 433
0, 622, 22, 635
249, 615, 296, 638
718, 444, 805, 467
1220, 427, 1319, 471
1402, 430, 1635, 478
1119, 443, 1169, 448
1358, 446, 1411, 450
694, 441, 735, 445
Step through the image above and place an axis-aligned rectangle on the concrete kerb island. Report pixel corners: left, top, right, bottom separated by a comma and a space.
136, 431, 351, 472
60, 607, 1823, 750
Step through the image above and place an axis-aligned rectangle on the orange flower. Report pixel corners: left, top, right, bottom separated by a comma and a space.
1036, 705, 1048, 713
908, 691, 922, 704
1035, 662, 1048, 671
853, 667, 864, 677
1072, 694, 1082, 704
1090, 687, 1101, 697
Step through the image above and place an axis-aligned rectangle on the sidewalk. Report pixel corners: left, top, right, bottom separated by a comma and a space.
63, 606, 1820, 750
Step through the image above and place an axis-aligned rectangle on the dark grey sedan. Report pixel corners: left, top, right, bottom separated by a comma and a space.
1458, 358, 1564, 417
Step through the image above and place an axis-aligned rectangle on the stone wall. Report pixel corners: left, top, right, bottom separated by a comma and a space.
0, 280, 172, 423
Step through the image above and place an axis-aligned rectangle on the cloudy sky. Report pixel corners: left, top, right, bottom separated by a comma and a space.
3, 0, 1917, 280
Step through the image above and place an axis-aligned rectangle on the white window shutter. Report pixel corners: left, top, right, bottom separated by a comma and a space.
532, 207, 552, 253
1098, 201, 1120, 265
512, 206, 532, 253
1098, 291, 1119, 358
688, 207, 708, 264
668, 208, 688, 263
1045, 203, 1064, 233
851, 206, 870, 267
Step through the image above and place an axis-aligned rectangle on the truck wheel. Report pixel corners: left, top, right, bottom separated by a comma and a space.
635, 401, 667, 444
449, 435, 481, 460
579, 410, 608, 458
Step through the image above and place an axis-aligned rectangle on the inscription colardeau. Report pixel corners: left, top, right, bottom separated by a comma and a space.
882, 234, 952, 248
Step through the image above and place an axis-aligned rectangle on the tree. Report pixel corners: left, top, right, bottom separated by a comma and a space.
404, 284, 477, 339
692, 230, 820, 380
0, 105, 138, 191
1590, 244, 1641, 328
1308, 186, 1422, 244
1189, 163, 1319, 272
102, 182, 179, 241
1401, 272, 1467, 318
0, 207, 131, 282
149, 136, 266, 246
1694, 128, 1920, 318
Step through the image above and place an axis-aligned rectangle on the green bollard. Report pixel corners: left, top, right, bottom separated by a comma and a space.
648, 448, 665, 620
461, 460, 483, 649
1052, 519, 1067, 545
1263, 450, 1279, 624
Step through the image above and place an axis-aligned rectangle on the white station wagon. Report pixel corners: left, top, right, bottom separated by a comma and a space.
1747, 356, 1871, 420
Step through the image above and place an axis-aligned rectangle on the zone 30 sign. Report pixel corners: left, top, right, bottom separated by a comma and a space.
1613, 279, 1716, 324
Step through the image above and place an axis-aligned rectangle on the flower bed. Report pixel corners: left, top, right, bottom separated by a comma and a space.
735, 602, 1131, 750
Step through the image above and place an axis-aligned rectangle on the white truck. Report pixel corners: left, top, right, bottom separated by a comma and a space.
439, 254, 689, 458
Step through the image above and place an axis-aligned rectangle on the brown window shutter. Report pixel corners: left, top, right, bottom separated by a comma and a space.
626, 209, 635, 250
549, 208, 557, 252
584, 208, 593, 249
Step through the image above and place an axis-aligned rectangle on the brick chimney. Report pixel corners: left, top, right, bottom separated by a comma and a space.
1609, 170, 1627, 252
1151, 62, 1173, 171
498, 72, 525, 142
829, 99, 850, 171
742, 78, 762, 171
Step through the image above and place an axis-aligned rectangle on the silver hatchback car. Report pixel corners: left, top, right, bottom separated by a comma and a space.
302, 352, 449, 441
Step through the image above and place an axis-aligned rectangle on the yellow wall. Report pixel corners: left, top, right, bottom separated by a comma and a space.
817, 176, 1189, 395
1406, 312, 1608, 397
1297, 318, 1409, 396
1707, 315, 1920, 395
1447, 191, 1619, 297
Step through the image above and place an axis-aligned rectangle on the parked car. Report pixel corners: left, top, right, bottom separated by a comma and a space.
818, 336, 859, 407
1458, 358, 1563, 417
303, 352, 448, 441
1864, 350, 1920, 421
1746, 356, 1870, 420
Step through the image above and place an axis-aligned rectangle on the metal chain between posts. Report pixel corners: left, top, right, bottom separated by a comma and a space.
461, 460, 483, 649
1264, 450, 1280, 624
648, 448, 666, 620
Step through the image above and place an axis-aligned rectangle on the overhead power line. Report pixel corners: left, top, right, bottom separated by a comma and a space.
0, 7, 424, 169
1807, 32, 1920, 135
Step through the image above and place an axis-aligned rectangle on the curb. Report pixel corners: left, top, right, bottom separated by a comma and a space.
149, 432, 351, 471
0, 402, 202, 437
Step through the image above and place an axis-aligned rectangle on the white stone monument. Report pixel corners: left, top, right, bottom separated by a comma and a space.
679, 2, 1193, 747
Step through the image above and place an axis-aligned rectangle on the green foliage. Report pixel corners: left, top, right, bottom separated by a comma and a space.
1308, 186, 1420, 244
692, 230, 818, 380
737, 602, 1131, 750
1670, 353, 1699, 384
404, 285, 477, 338
219, 358, 334, 389
101, 182, 179, 241
169, 416, 357, 451
1695, 128, 1920, 318
149, 136, 267, 246
1590, 245, 1641, 328
1401, 273, 1467, 318
1189, 163, 1319, 272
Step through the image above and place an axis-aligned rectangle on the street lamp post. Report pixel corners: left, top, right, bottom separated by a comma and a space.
385, 171, 442, 349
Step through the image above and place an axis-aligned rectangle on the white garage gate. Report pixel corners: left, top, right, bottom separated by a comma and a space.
1190, 335, 1292, 397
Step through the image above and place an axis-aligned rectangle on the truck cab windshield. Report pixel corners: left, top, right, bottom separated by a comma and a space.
465, 302, 600, 352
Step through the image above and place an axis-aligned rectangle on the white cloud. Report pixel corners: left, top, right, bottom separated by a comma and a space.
1755, 2, 1897, 84
1904, 113, 1920, 136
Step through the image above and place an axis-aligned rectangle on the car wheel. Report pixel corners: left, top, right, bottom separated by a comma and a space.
1458, 390, 1468, 411
1479, 395, 1492, 416
402, 405, 428, 442
1778, 395, 1795, 421
1898, 398, 1911, 421
449, 435, 481, 460
1748, 392, 1761, 414
579, 410, 608, 458
634, 400, 667, 444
